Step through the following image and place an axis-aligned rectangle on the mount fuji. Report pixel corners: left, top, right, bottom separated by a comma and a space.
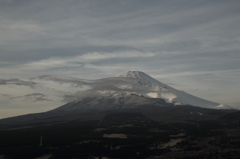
48, 71, 232, 112
0, 72, 238, 158
0, 71, 235, 128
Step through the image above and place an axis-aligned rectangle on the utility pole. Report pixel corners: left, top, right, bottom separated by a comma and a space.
39, 136, 43, 146
39, 127, 43, 146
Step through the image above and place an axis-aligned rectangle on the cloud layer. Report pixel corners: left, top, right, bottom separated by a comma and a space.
0, 0, 240, 118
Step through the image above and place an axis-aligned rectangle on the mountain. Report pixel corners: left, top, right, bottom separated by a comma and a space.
218, 111, 240, 123
29, 71, 232, 110
62, 71, 230, 110
29, 70, 231, 114
0, 72, 239, 159
0, 71, 235, 128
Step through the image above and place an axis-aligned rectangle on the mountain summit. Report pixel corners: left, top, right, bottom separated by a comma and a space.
117, 71, 152, 79
116, 71, 169, 88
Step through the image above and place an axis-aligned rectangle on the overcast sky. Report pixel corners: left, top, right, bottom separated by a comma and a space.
0, 0, 240, 118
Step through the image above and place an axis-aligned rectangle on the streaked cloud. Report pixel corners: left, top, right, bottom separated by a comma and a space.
0, 78, 37, 87
0, 51, 155, 72
10, 93, 52, 102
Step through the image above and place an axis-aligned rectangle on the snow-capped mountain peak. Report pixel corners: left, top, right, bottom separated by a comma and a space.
117, 71, 170, 89
117, 71, 149, 78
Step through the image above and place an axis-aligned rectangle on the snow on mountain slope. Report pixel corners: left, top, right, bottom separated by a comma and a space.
52, 94, 168, 112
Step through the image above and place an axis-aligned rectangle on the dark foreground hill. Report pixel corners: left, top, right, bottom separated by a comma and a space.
218, 111, 240, 123
0, 102, 239, 159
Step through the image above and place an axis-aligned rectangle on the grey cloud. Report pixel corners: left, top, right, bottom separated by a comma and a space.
0, 79, 37, 87
62, 94, 78, 103
0, 93, 10, 97
0, 0, 12, 4
0, 45, 141, 63
61, 91, 100, 103
165, 83, 180, 86
1, 0, 239, 64
157, 39, 203, 53
10, 93, 52, 102
32, 75, 93, 87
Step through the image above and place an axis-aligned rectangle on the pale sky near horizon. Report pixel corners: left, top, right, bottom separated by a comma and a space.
0, 0, 240, 118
